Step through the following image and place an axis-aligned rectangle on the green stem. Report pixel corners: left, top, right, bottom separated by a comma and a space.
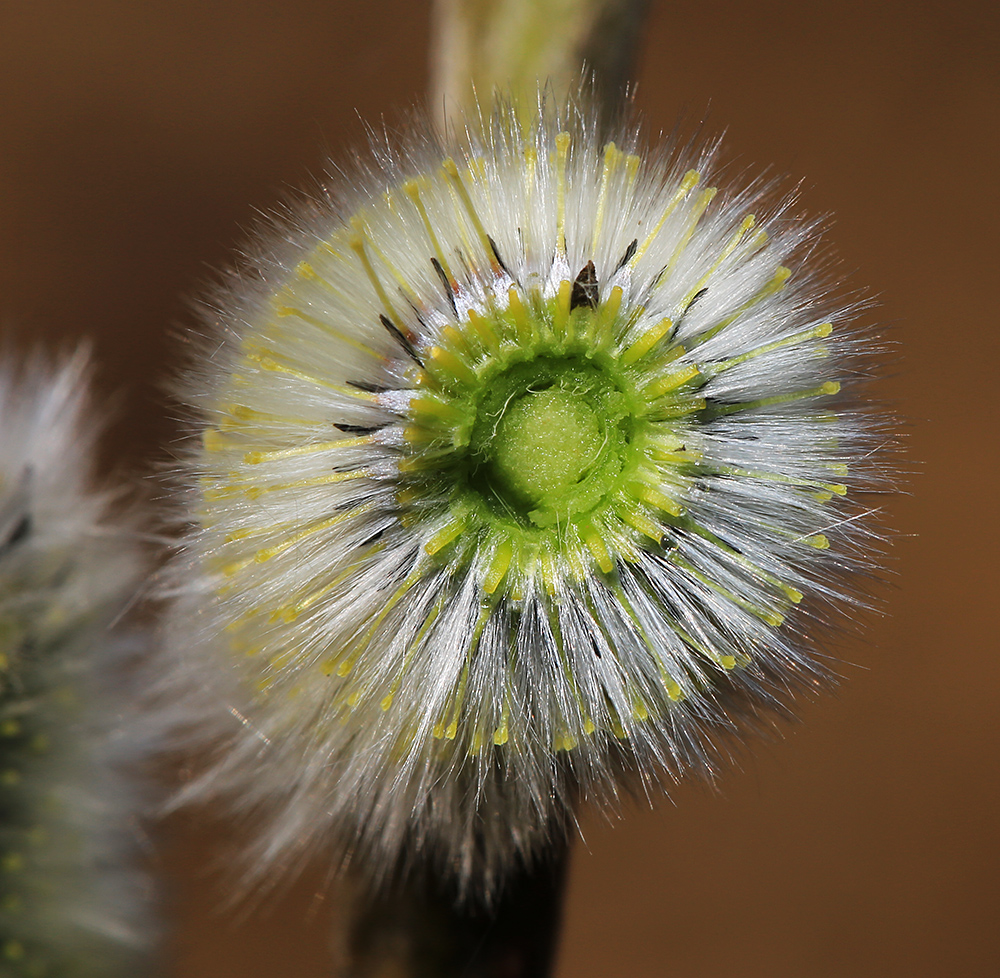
430, 0, 651, 129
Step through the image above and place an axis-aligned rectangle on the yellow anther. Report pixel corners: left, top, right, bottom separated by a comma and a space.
644, 363, 700, 399
424, 517, 467, 556
202, 429, 227, 452
467, 308, 499, 350
632, 169, 700, 265
442, 157, 495, 268
404, 177, 453, 280
591, 141, 623, 256
622, 317, 673, 366
581, 525, 614, 573
633, 484, 684, 517
553, 279, 572, 336
600, 285, 624, 331
243, 436, 371, 464
507, 287, 534, 344
624, 154, 641, 186
349, 228, 400, 326
678, 213, 756, 310
616, 504, 663, 543
429, 346, 477, 386
410, 396, 467, 424
659, 186, 717, 283
482, 538, 514, 595
555, 131, 571, 253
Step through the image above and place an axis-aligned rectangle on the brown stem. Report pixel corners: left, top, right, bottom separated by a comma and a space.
341, 844, 570, 978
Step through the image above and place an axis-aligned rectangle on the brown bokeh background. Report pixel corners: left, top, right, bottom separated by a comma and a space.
1, 1, 997, 975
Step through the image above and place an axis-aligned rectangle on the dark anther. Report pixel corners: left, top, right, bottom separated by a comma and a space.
614, 238, 638, 273
685, 287, 709, 312
347, 379, 390, 393
334, 422, 385, 435
361, 527, 387, 547
430, 257, 458, 317
487, 235, 514, 279
0, 513, 31, 555
672, 287, 709, 333
380, 314, 424, 367
570, 260, 600, 311
406, 299, 431, 333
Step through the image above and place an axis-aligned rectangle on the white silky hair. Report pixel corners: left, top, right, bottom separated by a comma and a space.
157, 92, 890, 902
0, 351, 152, 972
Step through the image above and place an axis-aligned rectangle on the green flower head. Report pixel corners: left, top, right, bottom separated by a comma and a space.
164, 94, 886, 899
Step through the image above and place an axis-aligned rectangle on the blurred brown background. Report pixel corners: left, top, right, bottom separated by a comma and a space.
1, 0, 997, 975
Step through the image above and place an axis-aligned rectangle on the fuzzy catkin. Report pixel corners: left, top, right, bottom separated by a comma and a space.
0, 352, 151, 974
160, 94, 888, 901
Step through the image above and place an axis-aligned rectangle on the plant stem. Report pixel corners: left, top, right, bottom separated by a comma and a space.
342, 844, 570, 978
430, 0, 651, 130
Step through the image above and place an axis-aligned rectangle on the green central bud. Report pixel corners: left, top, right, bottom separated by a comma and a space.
466, 358, 631, 529
400, 283, 702, 579
490, 388, 604, 509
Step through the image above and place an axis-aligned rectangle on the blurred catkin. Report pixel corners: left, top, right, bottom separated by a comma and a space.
430, 0, 650, 129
